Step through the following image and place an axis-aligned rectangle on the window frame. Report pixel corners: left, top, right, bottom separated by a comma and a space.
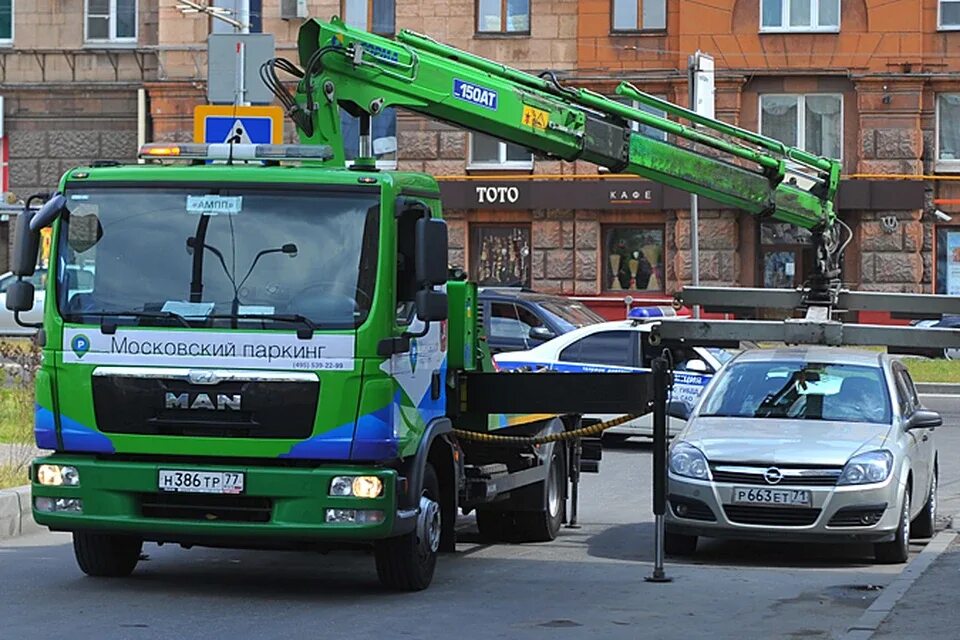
610, 0, 668, 34
475, 0, 531, 35
759, 0, 840, 33
601, 224, 667, 294
758, 93, 844, 159
936, 93, 960, 173
940, 0, 960, 30
467, 133, 534, 170
340, 0, 396, 35
0, 0, 13, 45
84, 0, 137, 44
339, 107, 398, 170
612, 96, 668, 142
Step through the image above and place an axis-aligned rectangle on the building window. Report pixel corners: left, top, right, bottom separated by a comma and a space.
935, 226, 960, 294
342, 0, 395, 35
937, 94, 960, 171
85, 0, 137, 43
470, 225, 532, 287
760, 222, 813, 288
477, 0, 530, 34
0, 1, 11, 43
941, 0, 960, 29
759, 94, 842, 159
612, 0, 666, 32
602, 226, 665, 292
469, 133, 533, 169
761, 0, 839, 32
211, 0, 263, 33
614, 97, 668, 142
339, 107, 398, 169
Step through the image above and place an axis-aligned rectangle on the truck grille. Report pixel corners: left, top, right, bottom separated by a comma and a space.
723, 505, 822, 526
139, 493, 272, 523
92, 370, 318, 439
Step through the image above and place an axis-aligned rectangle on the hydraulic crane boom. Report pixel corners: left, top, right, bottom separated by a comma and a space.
262, 16, 843, 282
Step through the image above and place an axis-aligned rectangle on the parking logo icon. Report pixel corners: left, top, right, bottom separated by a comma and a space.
71, 334, 90, 359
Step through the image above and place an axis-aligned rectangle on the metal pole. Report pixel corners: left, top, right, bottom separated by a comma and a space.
566, 438, 582, 528
688, 54, 701, 319
359, 114, 373, 159
646, 356, 672, 583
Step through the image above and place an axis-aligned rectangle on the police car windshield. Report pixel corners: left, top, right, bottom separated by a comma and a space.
55, 187, 380, 330
537, 300, 605, 332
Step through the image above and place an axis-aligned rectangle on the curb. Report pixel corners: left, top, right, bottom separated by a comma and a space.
0, 484, 39, 540
841, 513, 960, 640
915, 382, 960, 395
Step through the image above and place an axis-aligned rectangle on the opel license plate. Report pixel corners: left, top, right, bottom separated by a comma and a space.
158, 470, 245, 494
732, 487, 811, 507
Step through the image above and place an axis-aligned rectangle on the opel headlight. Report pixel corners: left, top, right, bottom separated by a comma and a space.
838, 450, 893, 486
669, 442, 711, 480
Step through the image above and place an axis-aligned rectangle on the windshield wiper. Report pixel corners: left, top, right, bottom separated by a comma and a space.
206, 313, 318, 339
79, 310, 193, 334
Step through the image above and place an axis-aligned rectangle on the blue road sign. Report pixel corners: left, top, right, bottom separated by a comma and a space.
194, 106, 283, 144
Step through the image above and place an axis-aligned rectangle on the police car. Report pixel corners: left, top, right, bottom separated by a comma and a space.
493, 311, 735, 441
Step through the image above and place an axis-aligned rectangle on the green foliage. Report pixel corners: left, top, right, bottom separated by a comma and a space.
903, 358, 960, 383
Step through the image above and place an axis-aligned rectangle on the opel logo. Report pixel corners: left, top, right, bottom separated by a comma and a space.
764, 467, 783, 485
188, 370, 221, 385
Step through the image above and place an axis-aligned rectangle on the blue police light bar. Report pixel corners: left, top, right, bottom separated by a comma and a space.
628, 306, 682, 320
138, 143, 333, 161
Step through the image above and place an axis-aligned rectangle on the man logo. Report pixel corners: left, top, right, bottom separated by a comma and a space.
165, 392, 241, 411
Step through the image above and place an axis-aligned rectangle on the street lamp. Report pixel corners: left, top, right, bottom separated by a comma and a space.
176, 0, 248, 33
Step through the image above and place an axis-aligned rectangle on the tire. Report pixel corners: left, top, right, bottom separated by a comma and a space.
511, 446, 566, 543
664, 531, 697, 556
875, 489, 911, 564
375, 464, 441, 591
72, 532, 142, 577
911, 469, 938, 539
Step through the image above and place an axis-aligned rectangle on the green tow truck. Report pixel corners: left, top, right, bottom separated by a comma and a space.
6, 17, 841, 590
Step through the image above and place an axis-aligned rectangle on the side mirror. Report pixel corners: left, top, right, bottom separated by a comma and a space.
29, 193, 66, 232
415, 217, 448, 287
5, 280, 35, 312
667, 400, 691, 421
683, 358, 710, 373
12, 211, 40, 276
907, 409, 942, 430
529, 326, 555, 342
415, 289, 448, 322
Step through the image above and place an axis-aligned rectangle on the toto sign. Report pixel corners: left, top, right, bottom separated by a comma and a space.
474, 185, 521, 204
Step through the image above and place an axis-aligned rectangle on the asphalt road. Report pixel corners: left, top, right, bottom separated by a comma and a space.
1, 394, 958, 640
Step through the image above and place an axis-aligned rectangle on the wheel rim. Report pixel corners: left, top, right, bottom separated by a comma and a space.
930, 473, 938, 524
417, 494, 441, 558
547, 455, 562, 518
901, 493, 911, 556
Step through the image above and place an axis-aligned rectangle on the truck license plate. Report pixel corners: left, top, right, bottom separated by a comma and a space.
732, 487, 811, 507
158, 470, 245, 494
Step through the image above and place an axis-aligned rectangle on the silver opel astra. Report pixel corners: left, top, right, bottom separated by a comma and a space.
665, 347, 942, 563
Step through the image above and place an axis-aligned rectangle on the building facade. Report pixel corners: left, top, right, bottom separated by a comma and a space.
3, 1, 958, 320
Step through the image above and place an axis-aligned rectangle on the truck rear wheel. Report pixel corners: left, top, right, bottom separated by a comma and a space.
375, 463, 440, 591
72, 531, 142, 577
510, 445, 566, 543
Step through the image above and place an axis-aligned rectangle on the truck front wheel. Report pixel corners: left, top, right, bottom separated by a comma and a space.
73, 531, 142, 577
375, 463, 441, 591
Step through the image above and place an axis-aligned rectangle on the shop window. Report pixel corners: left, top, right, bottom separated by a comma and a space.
342, 0, 395, 35
477, 0, 530, 33
612, 0, 666, 32
935, 226, 960, 294
760, 222, 813, 289
937, 94, 960, 171
470, 225, 531, 287
210, 0, 262, 33
613, 96, 668, 142
761, 0, 839, 32
340, 107, 397, 169
86, 0, 137, 42
759, 94, 842, 159
0, 1, 11, 43
469, 133, 533, 169
941, 0, 960, 29
602, 226, 664, 292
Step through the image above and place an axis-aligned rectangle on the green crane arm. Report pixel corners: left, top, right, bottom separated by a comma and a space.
275, 16, 840, 233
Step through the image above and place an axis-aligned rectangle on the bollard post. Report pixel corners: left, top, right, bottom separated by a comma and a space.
645, 355, 672, 583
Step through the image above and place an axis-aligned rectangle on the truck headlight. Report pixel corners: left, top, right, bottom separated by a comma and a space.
36, 465, 80, 487
329, 476, 384, 498
669, 442, 711, 480
838, 450, 893, 485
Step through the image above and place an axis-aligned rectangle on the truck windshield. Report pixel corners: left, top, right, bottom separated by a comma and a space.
56, 187, 380, 330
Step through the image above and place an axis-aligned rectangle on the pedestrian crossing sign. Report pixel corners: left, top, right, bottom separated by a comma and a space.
193, 105, 284, 145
